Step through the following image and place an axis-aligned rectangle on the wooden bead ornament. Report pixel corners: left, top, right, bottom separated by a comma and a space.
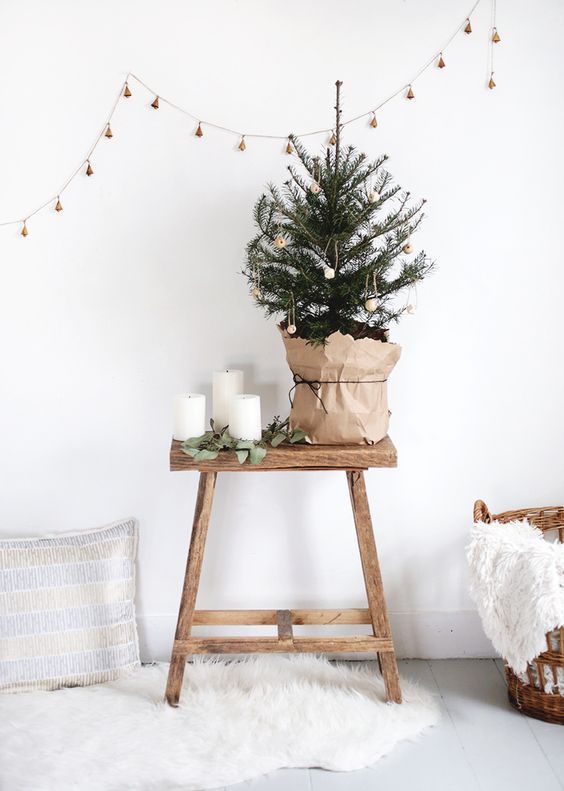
123, 83, 132, 98
286, 296, 297, 334
151, 96, 160, 109
252, 286, 262, 299
274, 235, 286, 249
403, 241, 414, 254
195, 123, 204, 137
309, 181, 321, 194
406, 85, 415, 100
287, 324, 297, 335
55, 197, 63, 212
406, 304, 417, 315
105, 124, 113, 139
488, 73, 496, 90
364, 271, 378, 312
464, 18, 472, 34
368, 190, 380, 203
238, 136, 246, 151
369, 113, 378, 129
492, 28, 501, 43
324, 266, 335, 280
406, 283, 418, 315
438, 53, 446, 69
21, 221, 28, 237
86, 160, 94, 177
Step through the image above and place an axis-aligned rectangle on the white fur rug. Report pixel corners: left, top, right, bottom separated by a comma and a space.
1, 656, 439, 791
468, 519, 564, 673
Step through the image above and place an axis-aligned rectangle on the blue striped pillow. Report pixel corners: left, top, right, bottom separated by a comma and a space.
0, 519, 139, 692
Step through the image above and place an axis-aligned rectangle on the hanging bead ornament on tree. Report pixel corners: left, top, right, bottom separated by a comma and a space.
251, 263, 261, 299
274, 233, 286, 249
286, 295, 297, 335
364, 272, 379, 313
403, 236, 414, 254
406, 283, 418, 314
368, 188, 380, 203
324, 265, 335, 279
310, 158, 321, 193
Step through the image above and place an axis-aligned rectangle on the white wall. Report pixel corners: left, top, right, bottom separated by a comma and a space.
1, 0, 563, 659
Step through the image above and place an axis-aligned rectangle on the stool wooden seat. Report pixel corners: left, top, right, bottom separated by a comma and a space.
165, 436, 402, 706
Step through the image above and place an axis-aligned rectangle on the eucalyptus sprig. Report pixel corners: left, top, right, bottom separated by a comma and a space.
181, 416, 307, 465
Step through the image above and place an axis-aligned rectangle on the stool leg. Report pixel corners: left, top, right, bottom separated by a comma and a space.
346, 470, 402, 703
165, 471, 217, 706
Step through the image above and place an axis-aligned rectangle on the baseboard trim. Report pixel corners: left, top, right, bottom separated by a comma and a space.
137, 610, 495, 662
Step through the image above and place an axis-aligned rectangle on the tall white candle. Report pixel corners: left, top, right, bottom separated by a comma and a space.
173, 394, 206, 441
229, 394, 262, 441
212, 369, 244, 430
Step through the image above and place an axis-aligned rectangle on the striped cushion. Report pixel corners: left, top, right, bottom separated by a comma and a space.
0, 519, 139, 693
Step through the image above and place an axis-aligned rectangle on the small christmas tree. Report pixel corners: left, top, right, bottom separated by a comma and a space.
244, 81, 433, 345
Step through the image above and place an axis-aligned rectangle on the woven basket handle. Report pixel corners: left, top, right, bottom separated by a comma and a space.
473, 499, 492, 523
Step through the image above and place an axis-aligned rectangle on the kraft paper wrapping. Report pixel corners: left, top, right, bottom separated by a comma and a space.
280, 327, 401, 445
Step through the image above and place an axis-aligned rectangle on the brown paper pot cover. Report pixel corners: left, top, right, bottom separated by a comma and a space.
280, 327, 401, 445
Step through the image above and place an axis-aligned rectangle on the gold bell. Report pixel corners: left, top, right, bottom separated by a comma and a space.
438, 54, 446, 69
329, 132, 337, 146
86, 161, 94, 176
151, 96, 159, 109
406, 85, 415, 100
123, 83, 132, 98
286, 140, 293, 154
488, 74, 496, 89
370, 114, 378, 128
21, 221, 28, 237
55, 198, 63, 212
195, 123, 203, 137
238, 136, 246, 151
105, 124, 113, 139
464, 19, 472, 34
492, 28, 501, 43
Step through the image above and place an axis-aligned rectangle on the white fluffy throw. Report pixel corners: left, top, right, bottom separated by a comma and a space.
467, 519, 564, 673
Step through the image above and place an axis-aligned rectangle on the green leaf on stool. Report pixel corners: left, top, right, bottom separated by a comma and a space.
182, 447, 200, 458
271, 433, 286, 447
194, 449, 219, 461
236, 440, 256, 450
249, 445, 267, 465
235, 449, 249, 464
290, 429, 307, 443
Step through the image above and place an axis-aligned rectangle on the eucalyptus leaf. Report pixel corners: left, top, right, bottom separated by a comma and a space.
290, 429, 307, 443
270, 433, 286, 447
235, 449, 249, 464
194, 449, 219, 461
236, 440, 256, 450
182, 447, 200, 458
249, 445, 267, 465
184, 434, 207, 447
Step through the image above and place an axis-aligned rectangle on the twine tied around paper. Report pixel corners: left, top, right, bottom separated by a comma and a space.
289, 372, 388, 415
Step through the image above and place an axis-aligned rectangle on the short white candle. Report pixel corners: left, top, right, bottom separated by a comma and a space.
212, 370, 244, 431
229, 394, 262, 441
173, 394, 206, 441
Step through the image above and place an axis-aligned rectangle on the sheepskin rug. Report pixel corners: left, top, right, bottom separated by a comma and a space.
1, 656, 439, 791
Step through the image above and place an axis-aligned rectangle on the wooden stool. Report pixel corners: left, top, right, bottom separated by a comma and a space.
165, 437, 402, 706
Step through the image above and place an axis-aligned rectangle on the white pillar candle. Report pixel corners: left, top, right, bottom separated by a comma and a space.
229, 394, 262, 441
173, 394, 206, 441
212, 369, 244, 430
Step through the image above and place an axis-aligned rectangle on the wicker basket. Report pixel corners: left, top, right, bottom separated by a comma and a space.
473, 500, 564, 724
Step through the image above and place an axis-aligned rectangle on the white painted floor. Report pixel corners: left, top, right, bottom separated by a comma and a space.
219, 659, 564, 791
